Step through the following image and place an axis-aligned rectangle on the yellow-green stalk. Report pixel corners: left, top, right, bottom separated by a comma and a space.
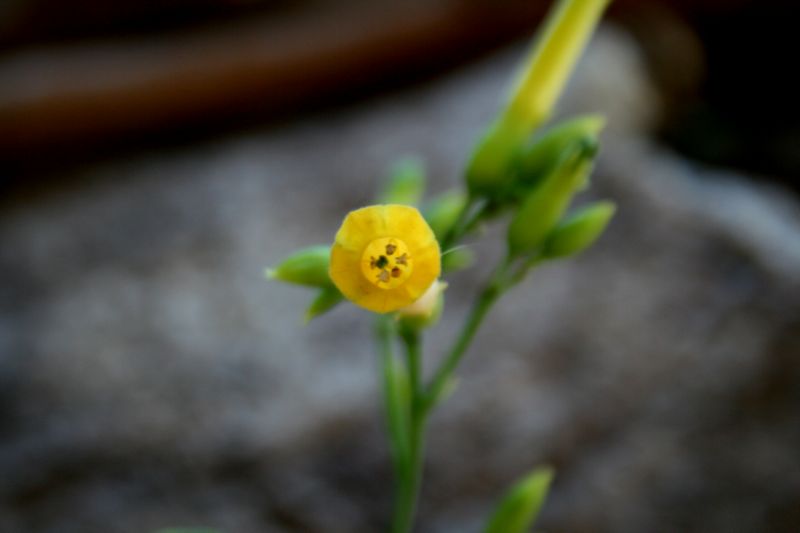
467, 0, 611, 196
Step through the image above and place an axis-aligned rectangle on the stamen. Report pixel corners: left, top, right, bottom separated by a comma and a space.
360, 237, 413, 289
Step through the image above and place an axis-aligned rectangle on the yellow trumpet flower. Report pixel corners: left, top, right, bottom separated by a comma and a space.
329, 205, 441, 314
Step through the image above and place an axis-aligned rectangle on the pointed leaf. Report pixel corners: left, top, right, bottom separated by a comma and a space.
266, 245, 331, 287
305, 286, 344, 322
484, 466, 555, 533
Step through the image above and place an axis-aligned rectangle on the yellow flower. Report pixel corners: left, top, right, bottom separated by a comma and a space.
329, 205, 441, 314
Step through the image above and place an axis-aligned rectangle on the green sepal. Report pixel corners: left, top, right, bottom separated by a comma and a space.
466, 117, 528, 198
542, 201, 615, 259
507, 139, 597, 257
423, 189, 469, 242
378, 157, 426, 206
305, 286, 344, 322
513, 114, 605, 195
265, 245, 331, 287
484, 466, 554, 533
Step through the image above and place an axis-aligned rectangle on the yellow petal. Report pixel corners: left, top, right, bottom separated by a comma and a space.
329, 204, 441, 314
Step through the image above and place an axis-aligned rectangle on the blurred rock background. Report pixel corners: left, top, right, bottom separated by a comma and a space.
1, 1, 799, 532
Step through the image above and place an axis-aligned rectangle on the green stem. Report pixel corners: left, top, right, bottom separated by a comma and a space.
440, 196, 493, 252
439, 197, 473, 252
423, 258, 510, 412
380, 252, 530, 531
393, 329, 426, 533
375, 317, 409, 485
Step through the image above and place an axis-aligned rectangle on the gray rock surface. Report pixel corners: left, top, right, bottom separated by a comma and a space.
1, 25, 799, 533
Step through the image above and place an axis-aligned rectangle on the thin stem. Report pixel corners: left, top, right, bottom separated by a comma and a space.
375, 317, 409, 484
439, 197, 474, 253
393, 329, 426, 533
423, 258, 510, 412
457, 202, 489, 241
440, 196, 493, 253
403, 329, 422, 400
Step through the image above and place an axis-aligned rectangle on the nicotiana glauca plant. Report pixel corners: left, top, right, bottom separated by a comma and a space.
267, 0, 614, 531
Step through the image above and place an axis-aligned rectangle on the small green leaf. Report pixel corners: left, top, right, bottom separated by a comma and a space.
266, 245, 331, 287
305, 286, 344, 322
542, 201, 615, 259
484, 466, 554, 533
379, 157, 426, 206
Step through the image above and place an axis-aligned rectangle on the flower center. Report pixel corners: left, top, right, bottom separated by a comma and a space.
361, 237, 413, 289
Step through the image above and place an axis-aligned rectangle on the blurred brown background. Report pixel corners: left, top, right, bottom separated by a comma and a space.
1, 1, 799, 532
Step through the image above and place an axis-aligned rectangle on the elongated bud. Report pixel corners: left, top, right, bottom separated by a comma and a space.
397, 281, 447, 330
516, 114, 605, 191
305, 286, 344, 322
504, 0, 611, 131
423, 190, 468, 241
466, 0, 610, 197
484, 466, 554, 533
507, 139, 597, 256
265, 245, 331, 287
542, 201, 615, 259
378, 157, 426, 206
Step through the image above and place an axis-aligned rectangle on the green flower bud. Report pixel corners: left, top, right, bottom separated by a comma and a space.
484, 466, 554, 533
507, 139, 597, 256
466, 118, 528, 197
305, 286, 344, 322
542, 201, 615, 259
378, 157, 426, 206
265, 245, 331, 287
423, 189, 468, 241
515, 114, 605, 192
